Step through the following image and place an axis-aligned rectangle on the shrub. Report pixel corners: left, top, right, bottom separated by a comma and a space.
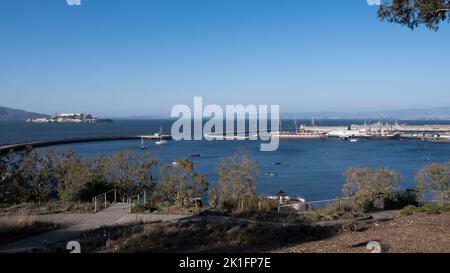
440, 204, 450, 212
400, 205, 418, 216
423, 203, 441, 215
384, 191, 419, 210
131, 204, 149, 214
215, 148, 260, 211
343, 167, 402, 212
416, 163, 450, 206
233, 196, 278, 216
75, 175, 115, 202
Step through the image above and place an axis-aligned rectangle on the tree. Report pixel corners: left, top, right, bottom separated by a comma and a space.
215, 148, 260, 211
0, 151, 31, 204
416, 162, 450, 205
343, 167, 402, 212
160, 159, 208, 207
55, 151, 94, 203
0, 149, 55, 204
378, 0, 450, 30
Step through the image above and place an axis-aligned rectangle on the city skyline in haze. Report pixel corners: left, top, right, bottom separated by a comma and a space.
1, 1, 449, 116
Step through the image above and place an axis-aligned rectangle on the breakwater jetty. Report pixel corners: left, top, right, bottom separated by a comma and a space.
0, 135, 172, 155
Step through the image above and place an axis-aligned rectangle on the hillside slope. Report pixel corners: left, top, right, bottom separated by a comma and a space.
0, 106, 49, 121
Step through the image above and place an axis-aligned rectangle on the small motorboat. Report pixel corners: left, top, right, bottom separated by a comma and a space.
349, 138, 358, 143
155, 139, 167, 145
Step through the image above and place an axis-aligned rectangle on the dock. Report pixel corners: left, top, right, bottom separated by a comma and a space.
0, 135, 172, 155
301, 124, 450, 139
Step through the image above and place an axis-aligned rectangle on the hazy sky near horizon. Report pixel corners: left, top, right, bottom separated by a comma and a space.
1, 0, 449, 117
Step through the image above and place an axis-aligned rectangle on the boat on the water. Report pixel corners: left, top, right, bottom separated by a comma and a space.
140, 136, 148, 149
366, 133, 401, 140
155, 126, 168, 145
424, 134, 450, 143
365, 122, 401, 140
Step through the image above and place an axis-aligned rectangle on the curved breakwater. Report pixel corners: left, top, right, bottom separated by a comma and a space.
0, 135, 172, 155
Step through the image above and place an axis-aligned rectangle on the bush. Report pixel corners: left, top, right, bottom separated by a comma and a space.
233, 196, 278, 216
343, 167, 402, 212
384, 191, 419, 210
131, 203, 149, 213
400, 205, 418, 216
76, 175, 115, 202
416, 163, 450, 206
441, 204, 450, 212
423, 203, 441, 215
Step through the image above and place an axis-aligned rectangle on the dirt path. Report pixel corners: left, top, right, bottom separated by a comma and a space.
274, 211, 450, 253
0, 203, 186, 253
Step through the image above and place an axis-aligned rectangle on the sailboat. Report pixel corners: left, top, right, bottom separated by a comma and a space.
140, 136, 148, 149
155, 126, 167, 145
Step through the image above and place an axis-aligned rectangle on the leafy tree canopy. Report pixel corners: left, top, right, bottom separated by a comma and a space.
378, 0, 450, 30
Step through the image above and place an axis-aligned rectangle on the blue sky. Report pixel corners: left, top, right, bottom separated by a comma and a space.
0, 0, 449, 117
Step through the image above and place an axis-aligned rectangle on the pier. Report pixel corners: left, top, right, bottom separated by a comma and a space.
0, 135, 172, 155
302, 124, 450, 139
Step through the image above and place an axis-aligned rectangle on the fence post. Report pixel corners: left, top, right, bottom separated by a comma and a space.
94, 197, 97, 213
114, 190, 117, 203
104, 194, 107, 208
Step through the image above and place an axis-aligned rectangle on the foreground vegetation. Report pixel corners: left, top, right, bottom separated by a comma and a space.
44, 219, 335, 253
277, 210, 450, 253
0, 146, 448, 219
0, 215, 58, 246
0, 146, 448, 252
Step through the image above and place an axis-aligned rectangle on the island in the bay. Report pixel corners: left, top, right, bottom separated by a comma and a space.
27, 113, 113, 123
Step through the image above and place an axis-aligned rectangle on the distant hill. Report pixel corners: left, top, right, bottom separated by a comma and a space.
282, 107, 450, 120
0, 106, 49, 121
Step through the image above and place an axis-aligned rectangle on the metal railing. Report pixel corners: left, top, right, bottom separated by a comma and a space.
277, 197, 353, 213
92, 189, 117, 212
127, 191, 148, 213
303, 197, 352, 212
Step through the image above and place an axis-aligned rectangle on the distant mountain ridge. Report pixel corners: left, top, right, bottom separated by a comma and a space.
0, 106, 49, 121
282, 107, 450, 120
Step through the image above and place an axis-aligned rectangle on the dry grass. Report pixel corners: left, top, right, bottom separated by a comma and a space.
0, 214, 58, 246
276, 211, 450, 253
155, 205, 202, 215
43, 219, 335, 253
0, 202, 95, 216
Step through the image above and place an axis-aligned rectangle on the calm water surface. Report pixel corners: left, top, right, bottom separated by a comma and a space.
1, 120, 449, 201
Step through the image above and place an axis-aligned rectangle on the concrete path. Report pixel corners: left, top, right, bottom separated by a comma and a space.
0, 203, 186, 253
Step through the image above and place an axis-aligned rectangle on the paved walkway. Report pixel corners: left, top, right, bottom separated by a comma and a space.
0, 203, 186, 253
